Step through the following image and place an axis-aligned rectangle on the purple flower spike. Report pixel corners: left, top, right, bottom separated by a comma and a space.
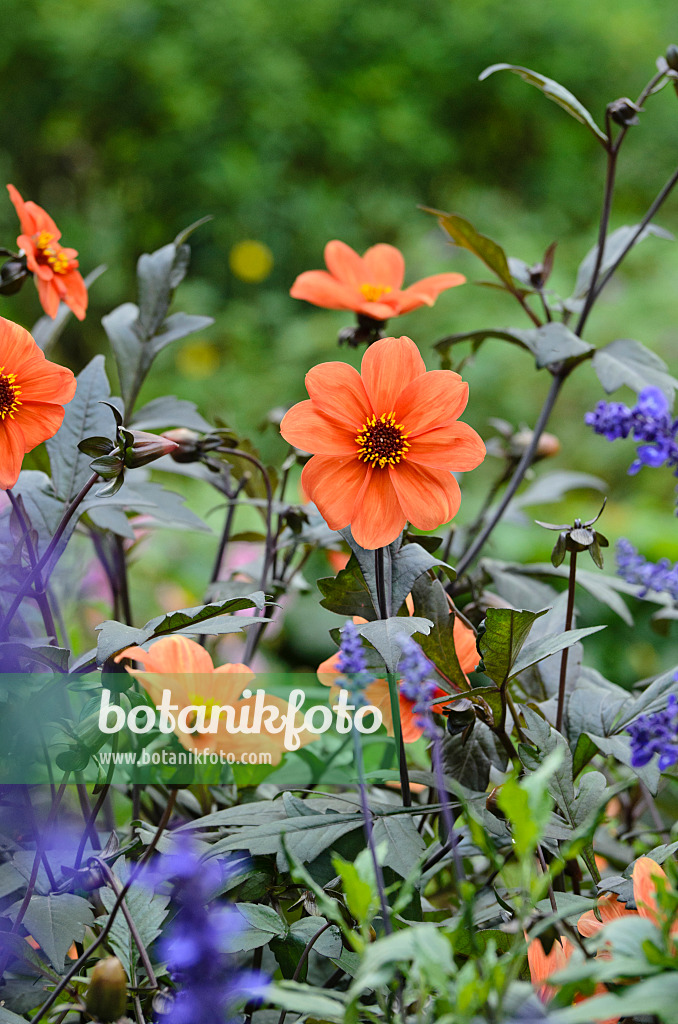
628, 693, 678, 772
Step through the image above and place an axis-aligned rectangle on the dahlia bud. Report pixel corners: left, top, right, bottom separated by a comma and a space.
666, 44, 678, 71
510, 429, 560, 460
85, 956, 127, 1022
123, 429, 179, 469
608, 97, 642, 127
162, 427, 203, 463
0, 257, 29, 295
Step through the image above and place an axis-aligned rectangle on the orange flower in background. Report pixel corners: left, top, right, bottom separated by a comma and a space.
290, 240, 465, 320
318, 604, 478, 742
117, 635, 315, 763
0, 316, 76, 489
7, 184, 88, 320
280, 335, 485, 549
527, 935, 617, 1024
578, 857, 678, 945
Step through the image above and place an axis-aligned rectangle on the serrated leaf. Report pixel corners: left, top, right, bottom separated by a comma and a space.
510, 625, 605, 678
371, 815, 426, 879
9, 893, 94, 972
479, 63, 606, 142
99, 868, 169, 978
95, 592, 266, 663
592, 337, 678, 399
479, 607, 548, 685
230, 902, 288, 952
318, 556, 377, 620
410, 576, 472, 690
46, 356, 114, 502
442, 720, 508, 791
357, 616, 433, 673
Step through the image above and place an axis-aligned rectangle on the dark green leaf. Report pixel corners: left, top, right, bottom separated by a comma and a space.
571, 223, 673, 301
371, 815, 426, 878
318, 556, 377, 620
96, 592, 266, 663
411, 576, 472, 690
130, 396, 212, 432
149, 312, 214, 356
479, 63, 606, 142
230, 902, 288, 952
442, 720, 508, 790
530, 323, 594, 368
47, 356, 115, 502
357, 616, 433, 673
425, 210, 516, 290
99, 868, 170, 978
479, 607, 547, 686
592, 337, 678, 399
9, 893, 94, 972
510, 625, 605, 678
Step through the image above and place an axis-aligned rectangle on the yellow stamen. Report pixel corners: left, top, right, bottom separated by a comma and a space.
355, 411, 410, 469
35, 230, 71, 275
360, 283, 392, 303
0, 366, 22, 421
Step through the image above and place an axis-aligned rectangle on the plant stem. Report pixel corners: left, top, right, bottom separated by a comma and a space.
431, 732, 465, 886
556, 550, 578, 733
455, 371, 565, 579
352, 727, 392, 936
28, 789, 178, 1024
0, 473, 99, 638
6, 489, 60, 646
375, 547, 411, 806
575, 109, 617, 336
113, 534, 133, 626
276, 921, 334, 1024
96, 858, 158, 988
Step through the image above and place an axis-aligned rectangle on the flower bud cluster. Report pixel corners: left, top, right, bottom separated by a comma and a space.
628, 693, 678, 771
145, 837, 268, 1024
585, 387, 678, 483
616, 538, 678, 601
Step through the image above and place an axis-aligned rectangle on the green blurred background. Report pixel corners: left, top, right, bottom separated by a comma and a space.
2, 0, 677, 679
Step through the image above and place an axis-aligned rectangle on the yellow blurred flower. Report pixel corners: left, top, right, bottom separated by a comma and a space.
229, 239, 274, 283
175, 339, 220, 380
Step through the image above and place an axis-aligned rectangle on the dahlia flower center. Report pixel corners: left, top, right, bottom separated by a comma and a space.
0, 367, 22, 420
34, 231, 70, 274
360, 283, 392, 303
355, 412, 410, 468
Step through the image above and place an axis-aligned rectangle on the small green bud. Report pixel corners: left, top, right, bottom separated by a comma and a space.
86, 956, 127, 1022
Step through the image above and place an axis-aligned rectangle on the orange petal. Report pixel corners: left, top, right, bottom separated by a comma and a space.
305, 361, 371, 429
301, 454, 368, 531
362, 244, 405, 290
36, 276, 60, 319
0, 317, 42, 375
323, 240, 365, 287
0, 418, 26, 490
453, 615, 479, 674
527, 936, 574, 1003
362, 679, 424, 742
15, 402, 65, 451
19, 361, 76, 405
317, 651, 340, 687
633, 857, 665, 925
577, 893, 634, 937
409, 420, 486, 471
355, 298, 400, 320
350, 467, 406, 549
62, 270, 88, 320
360, 336, 426, 416
290, 270, 358, 310
7, 185, 39, 236
24, 199, 61, 239
395, 370, 468, 435
389, 462, 461, 531
281, 400, 358, 455
397, 273, 466, 313
116, 636, 215, 674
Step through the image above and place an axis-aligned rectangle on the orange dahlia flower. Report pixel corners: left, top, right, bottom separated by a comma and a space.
578, 856, 678, 946
318, 603, 478, 743
0, 316, 76, 490
527, 935, 617, 1024
7, 184, 88, 320
117, 635, 315, 764
290, 240, 465, 320
280, 335, 485, 549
